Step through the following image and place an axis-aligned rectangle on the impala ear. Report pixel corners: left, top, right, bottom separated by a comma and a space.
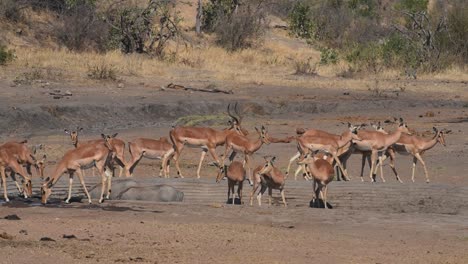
433, 127, 438, 133
42, 154, 47, 160
112, 133, 118, 138
101, 134, 106, 139
255, 127, 259, 133
271, 156, 276, 163
347, 122, 351, 128
79, 127, 83, 132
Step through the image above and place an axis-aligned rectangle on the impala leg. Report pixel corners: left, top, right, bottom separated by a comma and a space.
238, 182, 243, 204
268, 187, 272, 206
312, 179, 317, 202
173, 143, 185, 178
369, 151, 378, 182
332, 153, 350, 181
414, 153, 430, 183
280, 189, 287, 207
287, 152, 301, 176
387, 150, 402, 183
75, 168, 92, 204
360, 153, 367, 182
227, 179, 231, 204
250, 181, 259, 206
378, 154, 386, 183
411, 156, 418, 183
294, 165, 302, 181
105, 168, 112, 199
323, 185, 328, 209
8, 161, 31, 198
197, 149, 208, 179
207, 145, 221, 169
231, 182, 236, 205
257, 184, 267, 206
10, 172, 23, 195
65, 173, 74, 204
1, 167, 9, 202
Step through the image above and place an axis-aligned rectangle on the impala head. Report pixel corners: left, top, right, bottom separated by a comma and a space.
347, 122, 362, 141
65, 127, 83, 147
227, 103, 248, 136
255, 126, 270, 144
397, 118, 411, 135
21, 178, 33, 198
258, 156, 276, 175
216, 165, 227, 183
434, 127, 447, 146
297, 152, 313, 165
101, 133, 118, 151
36, 154, 47, 179
41, 177, 52, 204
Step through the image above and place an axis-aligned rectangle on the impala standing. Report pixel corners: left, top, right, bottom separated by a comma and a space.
127, 137, 175, 178
250, 157, 287, 207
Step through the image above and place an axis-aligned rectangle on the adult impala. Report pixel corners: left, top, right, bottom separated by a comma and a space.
127, 137, 174, 177
65, 128, 127, 177
41, 134, 118, 204
375, 127, 447, 183
0, 140, 42, 201
169, 103, 247, 178
289, 123, 362, 181
351, 118, 410, 182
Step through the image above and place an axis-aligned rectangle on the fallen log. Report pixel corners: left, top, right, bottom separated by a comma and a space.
166, 83, 233, 94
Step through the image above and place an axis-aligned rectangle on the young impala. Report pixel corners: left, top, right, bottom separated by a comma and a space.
216, 161, 246, 205
250, 157, 287, 207
127, 137, 174, 178
297, 152, 334, 209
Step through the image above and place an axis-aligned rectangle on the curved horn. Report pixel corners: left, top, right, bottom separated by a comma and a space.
227, 103, 240, 124
234, 102, 243, 123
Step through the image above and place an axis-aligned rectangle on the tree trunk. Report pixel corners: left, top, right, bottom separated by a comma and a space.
195, 0, 202, 34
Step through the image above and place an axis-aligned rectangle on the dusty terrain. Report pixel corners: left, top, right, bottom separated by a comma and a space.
0, 77, 468, 263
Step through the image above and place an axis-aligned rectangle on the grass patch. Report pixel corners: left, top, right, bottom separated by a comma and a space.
175, 114, 226, 126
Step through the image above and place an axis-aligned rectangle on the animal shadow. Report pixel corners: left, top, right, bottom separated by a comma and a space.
226, 198, 242, 205
309, 199, 333, 209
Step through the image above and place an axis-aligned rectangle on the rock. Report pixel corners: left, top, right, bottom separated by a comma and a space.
4, 214, 21, 220
117, 82, 125, 88
62, 234, 77, 239
19, 229, 28, 235
0, 232, 14, 240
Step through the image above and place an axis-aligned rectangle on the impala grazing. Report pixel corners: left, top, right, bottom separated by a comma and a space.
216, 161, 246, 205
127, 137, 175, 178
41, 134, 117, 204
169, 103, 247, 178
250, 157, 287, 207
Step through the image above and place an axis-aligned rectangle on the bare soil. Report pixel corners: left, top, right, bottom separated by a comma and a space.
1, 78, 468, 263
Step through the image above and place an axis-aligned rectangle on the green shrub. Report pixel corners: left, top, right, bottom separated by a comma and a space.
320, 48, 338, 65
0, 46, 15, 66
288, 2, 314, 39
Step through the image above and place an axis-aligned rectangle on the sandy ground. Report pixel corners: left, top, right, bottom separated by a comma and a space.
1, 78, 467, 263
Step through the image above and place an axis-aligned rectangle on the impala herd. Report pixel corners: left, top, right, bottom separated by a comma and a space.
0, 103, 449, 209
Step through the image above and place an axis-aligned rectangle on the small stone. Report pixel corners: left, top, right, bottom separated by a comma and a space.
40, 237, 56, 242
4, 214, 21, 220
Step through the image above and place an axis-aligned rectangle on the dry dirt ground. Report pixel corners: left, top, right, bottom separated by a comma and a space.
0, 78, 467, 263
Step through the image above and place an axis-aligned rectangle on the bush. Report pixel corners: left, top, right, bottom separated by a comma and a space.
203, 0, 267, 51
56, 1, 110, 52
320, 48, 338, 65
0, 0, 24, 22
293, 58, 317, 76
0, 46, 15, 66
87, 62, 117, 81
288, 2, 314, 39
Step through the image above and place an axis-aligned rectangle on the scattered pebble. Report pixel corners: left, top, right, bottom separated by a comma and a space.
62, 234, 77, 239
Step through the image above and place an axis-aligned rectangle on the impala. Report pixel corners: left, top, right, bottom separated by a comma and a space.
65, 128, 127, 177
297, 151, 334, 209
351, 118, 410, 182
375, 127, 447, 183
222, 126, 271, 185
41, 134, 117, 204
127, 137, 175, 178
289, 123, 361, 181
216, 161, 245, 205
250, 156, 287, 207
169, 103, 247, 178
